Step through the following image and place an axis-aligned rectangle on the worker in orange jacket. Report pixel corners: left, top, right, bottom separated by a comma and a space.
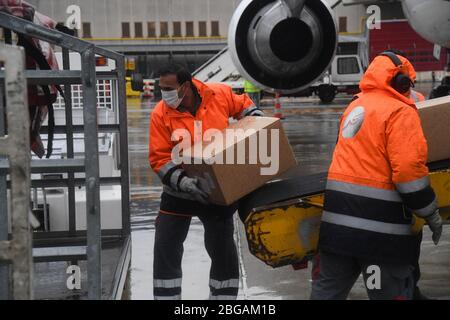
311, 52, 443, 300
149, 64, 263, 300
311, 49, 430, 299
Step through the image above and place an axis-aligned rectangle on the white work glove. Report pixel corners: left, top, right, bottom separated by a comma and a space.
179, 176, 209, 205
426, 210, 443, 245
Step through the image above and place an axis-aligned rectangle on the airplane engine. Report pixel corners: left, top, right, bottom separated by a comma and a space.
228, 0, 338, 94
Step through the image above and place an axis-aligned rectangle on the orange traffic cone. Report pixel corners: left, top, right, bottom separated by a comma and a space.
142, 81, 153, 98
274, 92, 283, 119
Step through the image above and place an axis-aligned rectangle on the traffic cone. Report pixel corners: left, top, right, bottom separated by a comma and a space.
142, 80, 153, 98
274, 92, 283, 119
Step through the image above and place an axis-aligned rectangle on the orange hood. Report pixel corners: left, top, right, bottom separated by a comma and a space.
359, 54, 417, 106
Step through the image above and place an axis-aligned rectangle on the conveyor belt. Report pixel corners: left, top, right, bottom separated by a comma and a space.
428, 159, 450, 172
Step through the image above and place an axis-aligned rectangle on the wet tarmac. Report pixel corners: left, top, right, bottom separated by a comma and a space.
127, 84, 450, 300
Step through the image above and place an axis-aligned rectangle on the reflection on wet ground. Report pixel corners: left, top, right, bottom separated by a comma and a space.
127, 84, 450, 300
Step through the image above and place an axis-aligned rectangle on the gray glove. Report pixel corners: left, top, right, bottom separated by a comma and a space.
179, 176, 209, 205
426, 210, 443, 245
248, 109, 265, 117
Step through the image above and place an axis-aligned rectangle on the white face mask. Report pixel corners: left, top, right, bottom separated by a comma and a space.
161, 84, 186, 109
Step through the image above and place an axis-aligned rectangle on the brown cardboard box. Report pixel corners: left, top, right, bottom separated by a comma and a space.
416, 95, 450, 163
181, 117, 297, 205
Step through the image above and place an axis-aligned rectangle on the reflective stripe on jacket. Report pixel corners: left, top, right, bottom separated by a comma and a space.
319, 54, 437, 264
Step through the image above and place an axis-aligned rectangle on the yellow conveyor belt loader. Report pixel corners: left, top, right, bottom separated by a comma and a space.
238, 161, 450, 269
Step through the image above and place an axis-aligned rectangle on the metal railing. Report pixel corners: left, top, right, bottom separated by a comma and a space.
0, 44, 32, 300
0, 12, 131, 300
55, 80, 115, 109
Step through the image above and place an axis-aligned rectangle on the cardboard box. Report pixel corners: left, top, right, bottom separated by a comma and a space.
416, 95, 450, 163
181, 117, 297, 206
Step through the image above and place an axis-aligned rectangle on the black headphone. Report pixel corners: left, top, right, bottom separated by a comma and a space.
379, 51, 413, 94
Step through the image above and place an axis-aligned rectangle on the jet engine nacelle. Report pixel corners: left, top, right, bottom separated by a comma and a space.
228, 0, 338, 94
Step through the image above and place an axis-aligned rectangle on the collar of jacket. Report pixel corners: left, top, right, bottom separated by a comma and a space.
163, 78, 215, 117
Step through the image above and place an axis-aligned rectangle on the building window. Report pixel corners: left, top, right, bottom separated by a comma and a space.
337, 57, 360, 74
173, 21, 181, 37
135, 22, 143, 38
337, 42, 358, 55
211, 21, 220, 36
160, 21, 169, 37
82, 22, 92, 38
185, 21, 194, 37
148, 22, 156, 37
199, 21, 207, 37
339, 17, 347, 33
122, 22, 130, 38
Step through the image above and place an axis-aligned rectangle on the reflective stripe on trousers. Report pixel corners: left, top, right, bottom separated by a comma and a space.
209, 278, 239, 300
209, 295, 238, 300
154, 278, 182, 300
154, 278, 182, 289
154, 294, 182, 300
210, 278, 240, 290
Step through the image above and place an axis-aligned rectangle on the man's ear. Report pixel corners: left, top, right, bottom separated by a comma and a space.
185, 81, 194, 94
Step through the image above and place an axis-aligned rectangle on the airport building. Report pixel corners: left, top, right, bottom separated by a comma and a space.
26, 0, 366, 75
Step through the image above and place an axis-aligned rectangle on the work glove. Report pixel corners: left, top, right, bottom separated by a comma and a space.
179, 176, 209, 205
247, 109, 265, 117
426, 210, 443, 245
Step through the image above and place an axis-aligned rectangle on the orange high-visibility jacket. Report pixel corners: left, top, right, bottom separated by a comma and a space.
319, 55, 437, 264
149, 78, 256, 198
